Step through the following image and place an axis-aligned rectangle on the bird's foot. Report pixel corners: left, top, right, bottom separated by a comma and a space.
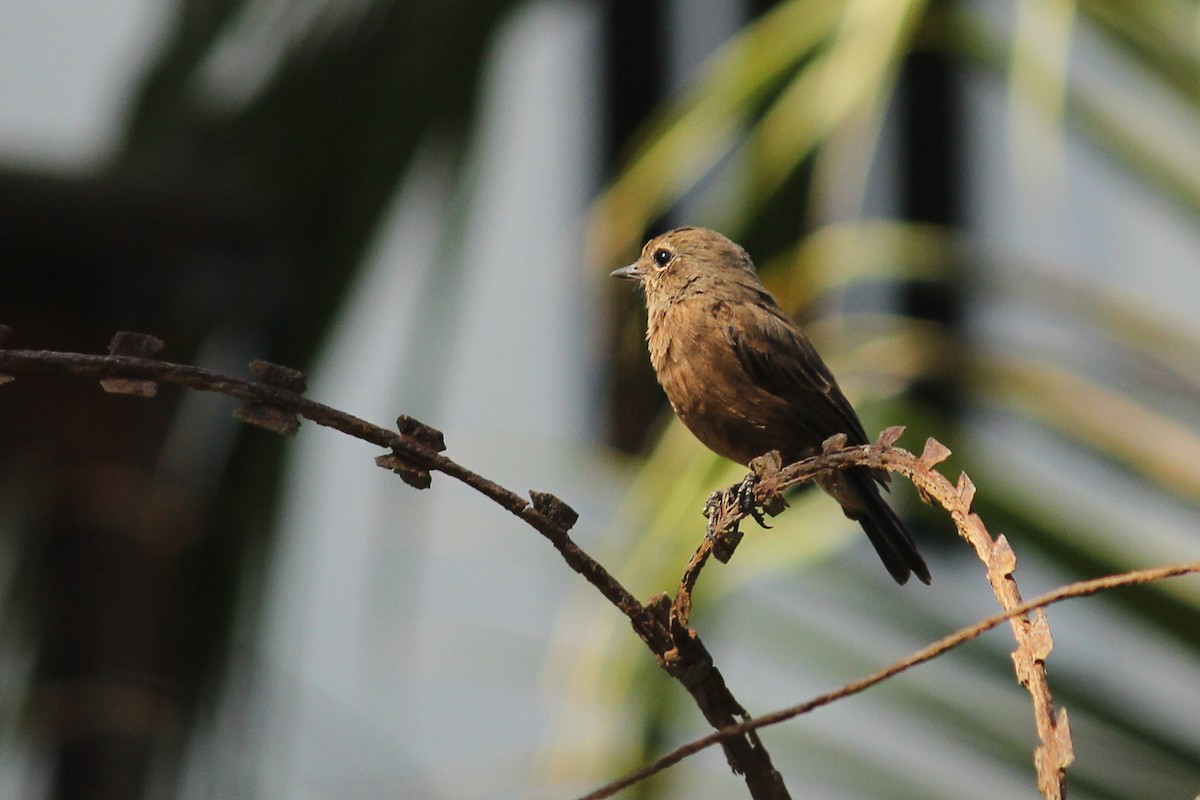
734, 473, 771, 529
703, 490, 732, 544
702, 490, 723, 520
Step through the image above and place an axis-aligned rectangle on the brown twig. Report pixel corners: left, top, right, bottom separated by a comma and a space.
676, 426, 1075, 798
581, 562, 1200, 800
0, 337, 788, 799
0, 344, 663, 640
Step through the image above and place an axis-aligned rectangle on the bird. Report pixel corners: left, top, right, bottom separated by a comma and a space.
612, 226, 930, 585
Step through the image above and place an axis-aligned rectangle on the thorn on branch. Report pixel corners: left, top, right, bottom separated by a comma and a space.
249, 359, 308, 392
234, 404, 301, 436
919, 437, 952, 467
108, 330, 165, 358
100, 331, 165, 397
990, 535, 1017, 577
1040, 708, 1075, 777
749, 451, 788, 517
1025, 609, 1054, 661
529, 490, 579, 532
821, 433, 848, 453
396, 415, 445, 452
876, 425, 905, 449
956, 472, 977, 508
232, 359, 308, 436
1035, 723, 1075, 798
376, 452, 432, 489
712, 527, 743, 564
375, 415, 447, 489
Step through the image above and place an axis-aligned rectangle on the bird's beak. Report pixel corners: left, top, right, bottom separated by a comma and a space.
610, 262, 642, 281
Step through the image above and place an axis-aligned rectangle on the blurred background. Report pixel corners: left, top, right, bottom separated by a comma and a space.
2, 0, 1200, 798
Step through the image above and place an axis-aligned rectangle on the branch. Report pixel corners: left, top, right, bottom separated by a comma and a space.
0, 332, 788, 798
0, 339, 664, 639
675, 427, 1075, 797
581, 561, 1200, 800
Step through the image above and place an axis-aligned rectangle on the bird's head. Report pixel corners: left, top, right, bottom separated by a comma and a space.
611, 226, 759, 305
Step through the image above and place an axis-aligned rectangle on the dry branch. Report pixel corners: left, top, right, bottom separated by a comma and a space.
669, 426, 1075, 798
0, 340, 658, 634
0, 335, 787, 799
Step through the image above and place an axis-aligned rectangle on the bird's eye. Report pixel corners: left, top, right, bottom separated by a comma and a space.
653, 248, 672, 268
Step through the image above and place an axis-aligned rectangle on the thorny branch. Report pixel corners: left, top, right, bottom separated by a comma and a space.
670, 426, 1079, 800
0, 338, 660, 638
0, 333, 787, 799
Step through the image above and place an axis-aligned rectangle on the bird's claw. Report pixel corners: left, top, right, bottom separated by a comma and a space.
702, 477, 769, 549
703, 489, 731, 544
735, 474, 771, 529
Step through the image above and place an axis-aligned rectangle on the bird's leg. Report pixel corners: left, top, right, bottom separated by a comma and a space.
734, 473, 771, 529
702, 489, 723, 519
702, 490, 731, 543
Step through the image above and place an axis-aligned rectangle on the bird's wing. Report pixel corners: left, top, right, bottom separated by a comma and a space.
721, 297, 872, 447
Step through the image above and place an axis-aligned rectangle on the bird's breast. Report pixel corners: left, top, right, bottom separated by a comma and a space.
646, 299, 780, 465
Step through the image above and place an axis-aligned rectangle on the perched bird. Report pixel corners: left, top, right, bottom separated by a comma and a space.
612, 226, 930, 585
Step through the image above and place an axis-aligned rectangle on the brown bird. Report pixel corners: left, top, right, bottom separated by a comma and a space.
612, 226, 930, 585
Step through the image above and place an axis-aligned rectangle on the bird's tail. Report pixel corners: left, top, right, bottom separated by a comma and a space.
838, 468, 931, 585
